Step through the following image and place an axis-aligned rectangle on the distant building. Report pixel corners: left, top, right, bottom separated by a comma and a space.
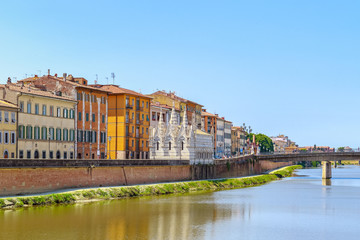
224, 120, 232, 157
231, 126, 247, 156
149, 105, 213, 164
150, 102, 180, 129
216, 116, 225, 158
201, 109, 217, 156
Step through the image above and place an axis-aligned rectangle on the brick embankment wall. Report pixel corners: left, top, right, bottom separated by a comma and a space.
0, 159, 293, 196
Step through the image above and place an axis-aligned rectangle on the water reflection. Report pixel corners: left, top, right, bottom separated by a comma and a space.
322, 179, 332, 186
0, 192, 254, 240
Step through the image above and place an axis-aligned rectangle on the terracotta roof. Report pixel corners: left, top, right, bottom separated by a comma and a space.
97, 85, 152, 99
151, 102, 181, 111
0, 100, 18, 109
201, 111, 217, 118
0, 84, 76, 102
19, 75, 109, 93
149, 91, 202, 106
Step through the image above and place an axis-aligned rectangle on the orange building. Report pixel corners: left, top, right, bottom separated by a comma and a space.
201, 109, 217, 154
18, 72, 109, 159
95, 85, 151, 159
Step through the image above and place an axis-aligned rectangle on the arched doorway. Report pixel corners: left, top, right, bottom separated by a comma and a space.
4, 150, 8, 159
34, 150, 39, 159
56, 150, 61, 159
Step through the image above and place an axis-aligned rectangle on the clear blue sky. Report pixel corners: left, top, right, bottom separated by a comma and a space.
1, 0, 359, 148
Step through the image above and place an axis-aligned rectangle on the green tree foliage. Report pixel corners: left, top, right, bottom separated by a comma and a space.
337, 147, 345, 152
247, 133, 274, 153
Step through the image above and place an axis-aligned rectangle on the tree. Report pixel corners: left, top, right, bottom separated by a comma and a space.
247, 133, 274, 153
337, 147, 345, 152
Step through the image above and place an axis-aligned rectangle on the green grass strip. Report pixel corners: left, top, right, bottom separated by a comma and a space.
0, 165, 302, 210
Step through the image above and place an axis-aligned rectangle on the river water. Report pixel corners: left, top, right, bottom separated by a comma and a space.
1, 165, 360, 240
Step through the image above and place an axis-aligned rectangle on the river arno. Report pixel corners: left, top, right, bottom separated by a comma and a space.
1, 165, 360, 240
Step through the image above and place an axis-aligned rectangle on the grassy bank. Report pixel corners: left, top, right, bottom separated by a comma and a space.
0, 165, 302, 210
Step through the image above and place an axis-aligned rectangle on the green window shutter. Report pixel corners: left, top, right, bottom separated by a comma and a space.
30, 126, 33, 139
23, 126, 25, 139
18, 125, 22, 139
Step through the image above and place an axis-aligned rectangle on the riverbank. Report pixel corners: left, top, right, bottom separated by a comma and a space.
0, 165, 302, 210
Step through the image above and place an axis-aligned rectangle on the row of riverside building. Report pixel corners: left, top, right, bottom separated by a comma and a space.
0, 72, 249, 162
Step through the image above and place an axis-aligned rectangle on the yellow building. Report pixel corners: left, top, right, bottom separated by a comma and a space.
0, 83, 77, 159
96, 85, 151, 159
0, 100, 18, 158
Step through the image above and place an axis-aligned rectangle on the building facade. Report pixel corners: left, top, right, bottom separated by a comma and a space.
201, 109, 217, 157
96, 85, 151, 160
149, 105, 213, 164
231, 126, 247, 156
0, 83, 77, 159
0, 100, 18, 158
19, 73, 109, 159
148, 91, 203, 129
224, 120, 232, 157
150, 102, 180, 129
216, 117, 225, 158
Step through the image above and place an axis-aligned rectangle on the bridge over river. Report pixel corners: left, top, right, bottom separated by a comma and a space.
217, 152, 360, 179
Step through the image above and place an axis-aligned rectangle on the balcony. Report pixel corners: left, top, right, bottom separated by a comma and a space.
126, 118, 133, 124
126, 104, 133, 109
136, 120, 143, 125
136, 106, 144, 112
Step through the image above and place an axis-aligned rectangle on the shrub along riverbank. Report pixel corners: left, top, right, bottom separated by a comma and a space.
0, 165, 302, 210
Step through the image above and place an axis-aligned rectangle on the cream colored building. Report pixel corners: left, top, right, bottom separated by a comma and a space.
0, 100, 18, 158
0, 83, 77, 159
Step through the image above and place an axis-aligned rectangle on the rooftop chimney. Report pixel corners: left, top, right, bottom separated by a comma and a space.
7, 77, 11, 84
55, 73, 58, 77
48, 69, 50, 76
63, 73, 67, 81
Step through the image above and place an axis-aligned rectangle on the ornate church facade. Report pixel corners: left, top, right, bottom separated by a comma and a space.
149, 104, 214, 164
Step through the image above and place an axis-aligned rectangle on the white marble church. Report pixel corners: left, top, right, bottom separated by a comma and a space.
149, 104, 214, 164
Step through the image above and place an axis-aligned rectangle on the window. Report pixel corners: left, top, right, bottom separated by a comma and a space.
4, 112, 8, 123
63, 108, 68, 118
70, 152, 74, 159
70, 129, 75, 141
157, 142, 159, 150
34, 126, 40, 140
49, 128, 54, 140
11, 112, 15, 123
27, 102, 31, 114
56, 128, 61, 141
142, 114, 144, 121
26, 126, 32, 139
19, 150, 23, 159
102, 115, 105, 123
146, 128, 148, 135
85, 131, 90, 142
146, 115, 149, 121
92, 113, 95, 122
0, 111, 2, 122
70, 109, 74, 119
142, 127, 144, 134
169, 142, 171, 150
77, 92, 82, 101
18, 125, 25, 139
63, 129, 68, 141
78, 130, 83, 142
57, 107, 61, 117
50, 106, 54, 116
41, 127, 47, 140
142, 101, 144, 108
64, 152, 67, 159
86, 113, 89, 121
42, 151, 46, 159
92, 131, 96, 143
20, 101, 24, 112
35, 104, 39, 115
0, 132, 2, 143
78, 112, 82, 121
49, 151, 53, 159
27, 150, 31, 159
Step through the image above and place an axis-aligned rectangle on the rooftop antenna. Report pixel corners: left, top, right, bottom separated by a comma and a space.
25, 74, 28, 78
95, 74, 98, 85
111, 72, 115, 85
106, 77, 109, 84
